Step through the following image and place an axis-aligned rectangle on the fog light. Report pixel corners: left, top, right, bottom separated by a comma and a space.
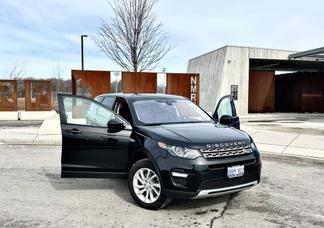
171, 172, 188, 178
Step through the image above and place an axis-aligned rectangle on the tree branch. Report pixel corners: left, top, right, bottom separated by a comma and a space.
94, 0, 172, 72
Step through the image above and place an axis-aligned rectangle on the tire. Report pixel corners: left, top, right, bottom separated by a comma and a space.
128, 159, 170, 210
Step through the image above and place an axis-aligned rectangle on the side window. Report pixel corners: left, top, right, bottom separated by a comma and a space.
62, 96, 115, 127
102, 97, 116, 110
115, 99, 133, 125
217, 97, 234, 119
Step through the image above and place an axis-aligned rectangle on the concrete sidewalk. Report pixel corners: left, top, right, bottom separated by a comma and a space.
0, 113, 324, 163
0, 114, 61, 146
242, 126, 324, 163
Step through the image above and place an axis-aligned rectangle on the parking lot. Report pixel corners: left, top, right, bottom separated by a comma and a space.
0, 145, 323, 228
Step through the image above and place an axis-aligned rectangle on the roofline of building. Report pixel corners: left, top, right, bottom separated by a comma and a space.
188, 45, 228, 62
188, 45, 298, 62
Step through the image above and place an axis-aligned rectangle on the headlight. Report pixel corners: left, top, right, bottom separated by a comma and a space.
158, 142, 201, 159
251, 141, 258, 151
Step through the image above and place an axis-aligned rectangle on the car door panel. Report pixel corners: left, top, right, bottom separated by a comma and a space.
61, 125, 131, 169
58, 94, 131, 178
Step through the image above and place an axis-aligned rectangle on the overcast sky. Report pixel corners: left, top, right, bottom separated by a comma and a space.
0, 0, 323, 79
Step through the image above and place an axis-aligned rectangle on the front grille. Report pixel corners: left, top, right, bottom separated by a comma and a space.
200, 144, 252, 159
200, 174, 259, 190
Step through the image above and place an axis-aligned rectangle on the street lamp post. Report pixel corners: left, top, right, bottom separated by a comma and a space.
81, 34, 88, 70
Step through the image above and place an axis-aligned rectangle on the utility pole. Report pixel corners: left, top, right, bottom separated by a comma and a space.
81, 34, 88, 70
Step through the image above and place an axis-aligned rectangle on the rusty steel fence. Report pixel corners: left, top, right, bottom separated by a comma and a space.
72, 70, 111, 99
24, 80, 52, 111
71, 70, 200, 104
122, 72, 157, 93
166, 73, 200, 104
0, 71, 200, 112
0, 80, 18, 111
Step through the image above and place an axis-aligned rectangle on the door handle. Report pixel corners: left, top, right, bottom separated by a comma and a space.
65, 128, 82, 134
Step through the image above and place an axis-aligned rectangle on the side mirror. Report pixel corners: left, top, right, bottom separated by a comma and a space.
219, 115, 234, 126
107, 118, 125, 133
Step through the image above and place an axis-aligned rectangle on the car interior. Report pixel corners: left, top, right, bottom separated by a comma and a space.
114, 99, 133, 125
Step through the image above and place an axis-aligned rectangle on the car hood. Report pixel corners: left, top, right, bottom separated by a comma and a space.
136, 122, 251, 148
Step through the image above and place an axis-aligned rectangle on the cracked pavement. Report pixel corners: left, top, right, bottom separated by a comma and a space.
0, 145, 323, 228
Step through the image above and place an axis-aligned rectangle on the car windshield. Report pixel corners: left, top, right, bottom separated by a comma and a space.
132, 99, 213, 125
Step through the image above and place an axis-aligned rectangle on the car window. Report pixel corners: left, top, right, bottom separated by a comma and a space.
115, 99, 133, 124
133, 99, 212, 125
62, 96, 115, 127
176, 102, 201, 118
102, 96, 116, 110
217, 97, 233, 118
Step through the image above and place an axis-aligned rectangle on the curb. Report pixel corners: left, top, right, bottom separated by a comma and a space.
261, 151, 324, 165
0, 143, 61, 147
0, 140, 61, 146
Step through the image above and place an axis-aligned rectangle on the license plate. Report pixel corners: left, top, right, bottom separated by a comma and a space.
227, 165, 244, 178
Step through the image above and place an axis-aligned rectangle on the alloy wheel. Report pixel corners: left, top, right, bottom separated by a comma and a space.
132, 168, 161, 204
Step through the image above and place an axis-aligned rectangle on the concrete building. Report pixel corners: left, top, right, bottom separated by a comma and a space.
187, 45, 324, 115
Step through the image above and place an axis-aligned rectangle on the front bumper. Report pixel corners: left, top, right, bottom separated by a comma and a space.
193, 180, 258, 199
155, 151, 261, 199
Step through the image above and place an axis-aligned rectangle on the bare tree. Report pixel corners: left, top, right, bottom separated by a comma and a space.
94, 0, 172, 72
50, 62, 66, 106
0, 61, 28, 98
1, 61, 28, 80
52, 62, 66, 93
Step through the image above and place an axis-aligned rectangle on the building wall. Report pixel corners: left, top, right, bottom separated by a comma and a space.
187, 47, 227, 113
187, 46, 250, 114
249, 47, 295, 60
222, 46, 250, 115
187, 46, 297, 115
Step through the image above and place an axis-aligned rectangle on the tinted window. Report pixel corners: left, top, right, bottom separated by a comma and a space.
102, 96, 116, 109
133, 99, 212, 125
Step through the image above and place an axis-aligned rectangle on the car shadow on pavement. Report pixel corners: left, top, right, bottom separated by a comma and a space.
43, 169, 233, 210
44, 172, 127, 190
43, 169, 135, 204
166, 195, 229, 211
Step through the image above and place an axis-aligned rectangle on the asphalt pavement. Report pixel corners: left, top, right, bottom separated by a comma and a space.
0, 145, 323, 228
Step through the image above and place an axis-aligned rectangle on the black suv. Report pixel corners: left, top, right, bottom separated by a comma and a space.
58, 93, 261, 210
